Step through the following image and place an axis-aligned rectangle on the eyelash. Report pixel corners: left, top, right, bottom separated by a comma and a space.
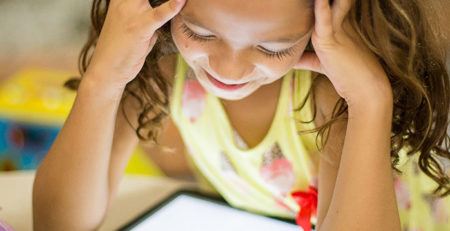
180, 23, 297, 60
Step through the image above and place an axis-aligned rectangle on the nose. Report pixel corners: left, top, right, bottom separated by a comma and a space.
208, 47, 255, 83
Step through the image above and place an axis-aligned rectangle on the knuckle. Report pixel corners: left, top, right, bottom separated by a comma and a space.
169, 0, 179, 10
125, 21, 141, 34
151, 9, 166, 22
136, 0, 151, 10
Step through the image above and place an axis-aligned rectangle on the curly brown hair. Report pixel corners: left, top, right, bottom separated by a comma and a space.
66, 0, 450, 197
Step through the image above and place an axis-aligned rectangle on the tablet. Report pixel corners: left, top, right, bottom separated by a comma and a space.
118, 190, 301, 231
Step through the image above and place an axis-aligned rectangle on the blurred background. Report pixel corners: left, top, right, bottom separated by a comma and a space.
0, 0, 162, 176
0, 0, 448, 174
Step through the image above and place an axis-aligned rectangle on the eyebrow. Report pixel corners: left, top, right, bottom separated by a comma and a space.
180, 13, 309, 44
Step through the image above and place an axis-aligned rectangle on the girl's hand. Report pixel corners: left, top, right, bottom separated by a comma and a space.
294, 0, 393, 110
85, 0, 186, 89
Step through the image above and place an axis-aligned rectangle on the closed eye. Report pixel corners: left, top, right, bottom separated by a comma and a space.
180, 23, 215, 41
179, 23, 298, 61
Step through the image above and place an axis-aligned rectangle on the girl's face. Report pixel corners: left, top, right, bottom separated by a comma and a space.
171, 0, 314, 100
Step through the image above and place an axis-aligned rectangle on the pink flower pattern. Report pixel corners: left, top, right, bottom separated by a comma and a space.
181, 73, 206, 123
260, 143, 295, 197
422, 194, 449, 224
394, 178, 411, 210
431, 198, 449, 223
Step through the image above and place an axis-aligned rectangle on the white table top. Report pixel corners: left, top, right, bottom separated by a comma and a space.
0, 171, 197, 231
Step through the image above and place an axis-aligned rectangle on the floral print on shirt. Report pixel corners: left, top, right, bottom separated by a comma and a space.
394, 178, 412, 210
260, 143, 295, 197
422, 194, 449, 224
181, 69, 206, 122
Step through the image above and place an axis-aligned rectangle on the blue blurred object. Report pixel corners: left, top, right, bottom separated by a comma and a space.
0, 119, 59, 171
0, 68, 76, 171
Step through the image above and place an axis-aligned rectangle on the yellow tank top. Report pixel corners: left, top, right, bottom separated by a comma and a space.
170, 54, 319, 222
169, 54, 450, 230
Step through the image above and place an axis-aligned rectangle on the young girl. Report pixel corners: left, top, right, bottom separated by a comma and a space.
33, 0, 450, 230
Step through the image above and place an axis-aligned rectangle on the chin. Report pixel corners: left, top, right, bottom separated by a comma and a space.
214, 91, 254, 101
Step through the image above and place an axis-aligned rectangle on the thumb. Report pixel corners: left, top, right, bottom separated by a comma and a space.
293, 51, 323, 74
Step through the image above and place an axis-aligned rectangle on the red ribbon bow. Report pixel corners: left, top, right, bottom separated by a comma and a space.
291, 186, 318, 231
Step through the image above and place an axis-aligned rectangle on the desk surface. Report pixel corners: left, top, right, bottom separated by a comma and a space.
0, 171, 197, 231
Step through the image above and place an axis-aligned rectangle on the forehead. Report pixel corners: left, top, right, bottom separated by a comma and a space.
180, 0, 314, 41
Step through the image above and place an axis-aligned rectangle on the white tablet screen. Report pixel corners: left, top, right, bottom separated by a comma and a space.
129, 194, 301, 231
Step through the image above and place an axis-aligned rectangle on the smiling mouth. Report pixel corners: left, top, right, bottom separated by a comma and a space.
204, 70, 247, 91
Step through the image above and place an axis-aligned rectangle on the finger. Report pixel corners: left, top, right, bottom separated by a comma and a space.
136, 34, 159, 68
146, 33, 158, 54
331, 0, 353, 26
143, 0, 186, 33
293, 51, 324, 74
314, 0, 334, 39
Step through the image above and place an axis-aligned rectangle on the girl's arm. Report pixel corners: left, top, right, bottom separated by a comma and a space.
294, 0, 401, 230
33, 76, 139, 230
313, 78, 400, 230
32, 0, 187, 229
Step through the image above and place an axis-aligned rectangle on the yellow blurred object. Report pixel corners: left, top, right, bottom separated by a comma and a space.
125, 147, 164, 176
0, 68, 76, 126
0, 68, 162, 175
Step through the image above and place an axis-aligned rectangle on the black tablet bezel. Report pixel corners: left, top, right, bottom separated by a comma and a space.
118, 189, 297, 230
